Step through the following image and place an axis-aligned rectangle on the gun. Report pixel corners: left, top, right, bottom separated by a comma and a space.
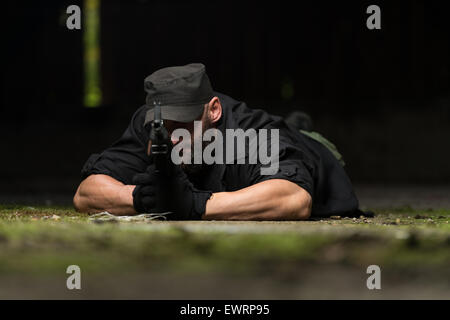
149, 101, 171, 174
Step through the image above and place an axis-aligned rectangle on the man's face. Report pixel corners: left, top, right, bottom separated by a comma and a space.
164, 106, 214, 175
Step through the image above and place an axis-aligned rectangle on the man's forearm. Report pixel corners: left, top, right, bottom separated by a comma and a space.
202, 179, 312, 221
73, 174, 137, 215
74, 175, 312, 220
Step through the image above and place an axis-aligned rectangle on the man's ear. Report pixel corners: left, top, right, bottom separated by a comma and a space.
207, 96, 222, 124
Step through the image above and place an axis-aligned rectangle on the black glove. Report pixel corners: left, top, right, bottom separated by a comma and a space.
132, 164, 212, 220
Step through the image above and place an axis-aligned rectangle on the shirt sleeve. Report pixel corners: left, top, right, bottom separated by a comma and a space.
238, 132, 315, 198
80, 105, 151, 185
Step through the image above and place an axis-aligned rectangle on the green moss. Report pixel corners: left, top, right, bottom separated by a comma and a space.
0, 206, 448, 277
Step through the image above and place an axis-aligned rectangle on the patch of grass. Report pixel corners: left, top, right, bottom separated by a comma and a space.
0, 205, 87, 222
0, 205, 448, 278
0, 220, 335, 275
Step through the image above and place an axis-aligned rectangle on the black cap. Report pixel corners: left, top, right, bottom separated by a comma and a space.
144, 63, 214, 124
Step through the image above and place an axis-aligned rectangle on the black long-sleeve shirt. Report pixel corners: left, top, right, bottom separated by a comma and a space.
81, 92, 359, 217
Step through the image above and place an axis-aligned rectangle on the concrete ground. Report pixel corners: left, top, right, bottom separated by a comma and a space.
0, 184, 449, 299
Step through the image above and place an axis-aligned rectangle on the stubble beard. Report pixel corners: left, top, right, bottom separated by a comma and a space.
180, 118, 214, 177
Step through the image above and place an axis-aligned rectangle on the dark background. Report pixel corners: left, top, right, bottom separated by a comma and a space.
1, 0, 449, 203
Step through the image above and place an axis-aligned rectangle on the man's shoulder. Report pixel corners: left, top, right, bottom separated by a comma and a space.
215, 92, 285, 131
128, 104, 151, 129
214, 92, 242, 110
133, 104, 151, 119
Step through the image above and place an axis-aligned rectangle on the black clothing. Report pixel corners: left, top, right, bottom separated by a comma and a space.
132, 163, 212, 219
81, 92, 359, 217
144, 63, 214, 123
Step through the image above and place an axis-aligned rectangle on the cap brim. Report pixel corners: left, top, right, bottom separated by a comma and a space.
144, 104, 204, 125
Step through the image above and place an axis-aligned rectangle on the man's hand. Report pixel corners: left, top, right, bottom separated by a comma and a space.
132, 165, 212, 220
